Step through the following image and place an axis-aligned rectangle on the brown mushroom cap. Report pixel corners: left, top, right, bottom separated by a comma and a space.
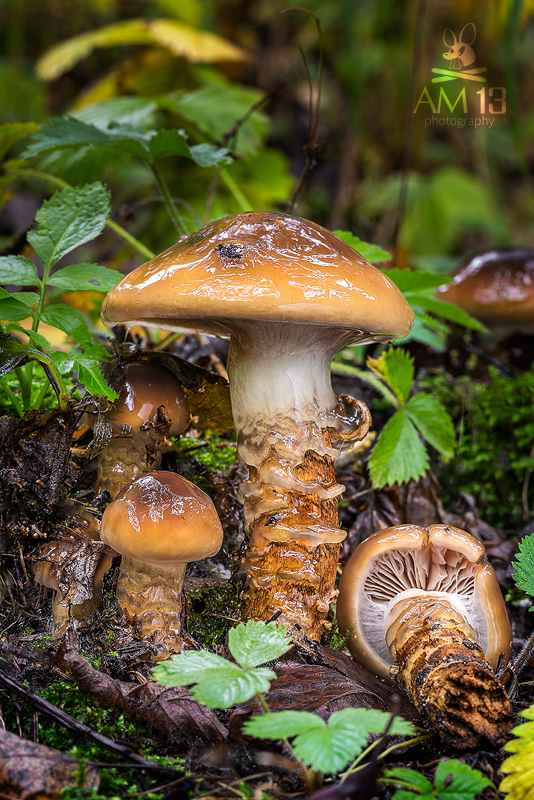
107, 363, 190, 436
100, 471, 223, 565
438, 247, 534, 328
101, 211, 414, 341
337, 523, 512, 681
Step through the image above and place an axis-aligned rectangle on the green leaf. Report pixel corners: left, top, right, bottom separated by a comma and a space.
333, 230, 392, 264
408, 295, 486, 333
434, 760, 492, 799
0, 121, 39, 163
386, 767, 434, 794
27, 183, 111, 268
74, 97, 158, 131
367, 347, 414, 404
189, 143, 232, 167
368, 409, 429, 488
153, 650, 232, 686
147, 129, 190, 161
0, 255, 41, 287
381, 267, 450, 294
512, 534, 534, 605
6, 324, 52, 351
244, 710, 323, 740
228, 621, 293, 669
0, 289, 39, 321
192, 667, 275, 709
40, 304, 93, 344
405, 394, 456, 461
48, 263, 122, 293
501, 704, 534, 799
0, 332, 40, 376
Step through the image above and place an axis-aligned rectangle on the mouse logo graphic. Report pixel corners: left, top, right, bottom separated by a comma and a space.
432, 23, 487, 83
443, 23, 476, 68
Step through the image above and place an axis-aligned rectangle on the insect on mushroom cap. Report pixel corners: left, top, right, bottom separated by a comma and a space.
100, 471, 223, 566
101, 211, 414, 341
336, 523, 512, 681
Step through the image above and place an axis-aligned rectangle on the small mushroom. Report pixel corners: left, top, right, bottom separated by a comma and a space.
337, 524, 513, 750
99, 470, 223, 656
438, 247, 534, 338
89, 362, 190, 500
101, 211, 414, 640
33, 536, 113, 639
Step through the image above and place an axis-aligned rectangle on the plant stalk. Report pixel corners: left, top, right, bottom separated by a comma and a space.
151, 162, 188, 236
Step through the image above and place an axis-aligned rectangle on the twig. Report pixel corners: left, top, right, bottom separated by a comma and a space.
0, 668, 180, 772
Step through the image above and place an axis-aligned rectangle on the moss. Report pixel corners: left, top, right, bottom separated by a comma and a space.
185, 580, 241, 648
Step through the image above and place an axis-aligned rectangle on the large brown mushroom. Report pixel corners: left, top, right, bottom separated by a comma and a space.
100, 470, 223, 656
337, 524, 513, 749
101, 211, 414, 640
88, 362, 190, 499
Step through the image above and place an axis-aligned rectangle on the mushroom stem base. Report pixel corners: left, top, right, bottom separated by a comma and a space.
392, 618, 512, 749
116, 557, 186, 659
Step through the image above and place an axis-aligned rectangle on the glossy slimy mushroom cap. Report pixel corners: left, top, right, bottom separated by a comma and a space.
101, 211, 413, 341
106, 362, 190, 436
337, 524, 512, 682
438, 247, 534, 334
100, 471, 223, 566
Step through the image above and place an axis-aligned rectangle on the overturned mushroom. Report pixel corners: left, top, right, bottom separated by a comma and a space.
101, 211, 413, 639
89, 362, 190, 499
337, 524, 513, 749
100, 470, 223, 657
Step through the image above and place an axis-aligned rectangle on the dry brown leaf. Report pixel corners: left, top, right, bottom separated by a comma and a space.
0, 728, 99, 800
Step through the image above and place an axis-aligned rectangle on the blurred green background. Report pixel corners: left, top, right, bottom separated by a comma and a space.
1, 0, 532, 270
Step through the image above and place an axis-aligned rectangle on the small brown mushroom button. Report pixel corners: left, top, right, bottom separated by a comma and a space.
438, 247, 534, 338
101, 211, 414, 640
100, 470, 223, 657
337, 524, 513, 750
88, 362, 190, 500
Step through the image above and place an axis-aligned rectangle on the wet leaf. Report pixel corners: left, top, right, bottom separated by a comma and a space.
0, 728, 99, 799
333, 231, 392, 264
0, 254, 41, 286
229, 620, 293, 669
48, 263, 122, 293
56, 645, 227, 744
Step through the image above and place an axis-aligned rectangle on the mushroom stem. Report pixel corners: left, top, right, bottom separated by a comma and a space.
116, 556, 186, 653
97, 433, 165, 500
227, 321, 371, 640
387, 593, 512, 749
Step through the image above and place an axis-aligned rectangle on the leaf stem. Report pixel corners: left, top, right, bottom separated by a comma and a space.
15, 365, 32, 410
220, 168, 251, 212
6, 167, 155, 260
0, 377, 23, 416
30, 354, 71, 412
331, 361, 400, 409
151, 162, 188, 236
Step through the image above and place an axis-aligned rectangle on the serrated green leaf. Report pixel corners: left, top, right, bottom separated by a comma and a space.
40, 304, 93, 344
398, 314, 448, 352
49, 350, 75, 375
0, 288, 40, 307
512, 534, 534, 604
24, 117, 119, 157
6, 324, 52, 351
434, 759, 492, 799
27, 183, 111, 268
153, 650, 232, 686
76, 359, 118, 399
292, 723, 366, 774
192, 666, 275, 709
368, 409, 429, 488
405, 394, 456, 461
48, 263, 122, 293
228, 620, 293, 669
367, 346, 414, 404
333, 230, 392, 264
0, 291, 39, 321
0, 255, 40, 287
189, 143, 232, 167
74, 97, 158, 131
391, 791, 432, 800
244, 710, 323, 740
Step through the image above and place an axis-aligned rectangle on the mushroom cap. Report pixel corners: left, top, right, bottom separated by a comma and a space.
102, 211, 414, 341
100, 471, 223, 565
107, 363, 189, 436
438, 247, 534, 328
336, 523, 512, 681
